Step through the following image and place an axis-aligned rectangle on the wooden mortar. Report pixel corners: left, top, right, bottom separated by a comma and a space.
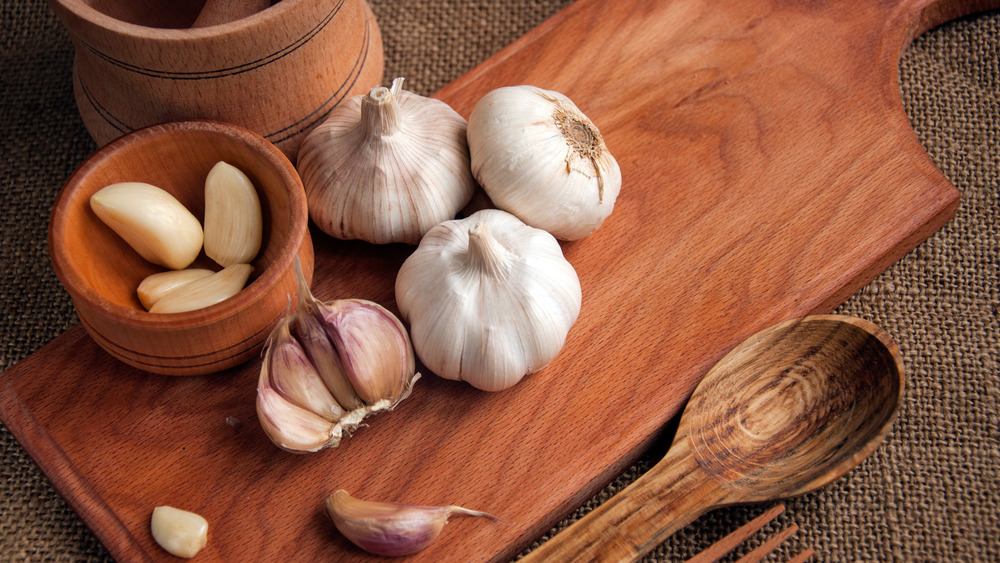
46, 0, 384, 159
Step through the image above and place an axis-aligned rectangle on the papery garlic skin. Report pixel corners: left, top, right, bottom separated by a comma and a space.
396, 209, 582, 391
325, 490, 502, 557
256, 261, 419, 453
90, 182, 204, 269
297, 77, 475, 245
467, 85, 622, 241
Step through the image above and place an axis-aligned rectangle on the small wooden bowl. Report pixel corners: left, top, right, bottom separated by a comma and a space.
48, 120, 314, 376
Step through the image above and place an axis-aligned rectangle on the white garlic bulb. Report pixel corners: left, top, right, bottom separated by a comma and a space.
395, 209, 582, 391
466, 85, 622, 241
297, 77, 475, 245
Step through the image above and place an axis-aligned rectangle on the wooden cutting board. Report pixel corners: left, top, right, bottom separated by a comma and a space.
2, 0, 989, 560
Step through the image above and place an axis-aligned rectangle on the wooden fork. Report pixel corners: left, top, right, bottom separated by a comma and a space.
685, 505, 815, 563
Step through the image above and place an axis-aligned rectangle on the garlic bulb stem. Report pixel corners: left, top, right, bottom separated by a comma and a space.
361, 77, 404, 138
466, 221, 512, 279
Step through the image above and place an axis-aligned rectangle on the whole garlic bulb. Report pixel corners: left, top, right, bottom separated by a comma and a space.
297, 77, 475, 245
395, 209, 582, 391
467, 85, 622, 241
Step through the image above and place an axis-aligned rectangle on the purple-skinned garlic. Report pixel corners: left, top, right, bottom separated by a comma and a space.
255, 260, 419, 453
325, 490, 506, 557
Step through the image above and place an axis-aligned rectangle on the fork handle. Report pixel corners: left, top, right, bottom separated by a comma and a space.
521, 436, 727, 563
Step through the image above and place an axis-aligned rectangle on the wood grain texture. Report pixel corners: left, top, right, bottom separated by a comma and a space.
46, 0, 384, 158
192, 0, 273, 28
1, 0, 991, 560
519, 316, 904, 562
684, 504, 786, 563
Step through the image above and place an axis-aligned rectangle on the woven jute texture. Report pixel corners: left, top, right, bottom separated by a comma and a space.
2, 1, 997, 561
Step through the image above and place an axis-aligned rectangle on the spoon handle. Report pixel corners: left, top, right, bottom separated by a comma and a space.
522, 435, 726, 563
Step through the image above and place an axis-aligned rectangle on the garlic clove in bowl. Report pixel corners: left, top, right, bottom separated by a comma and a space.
395, 209, 582, 391
467, 85, 622, 241
89, 181, 204, 270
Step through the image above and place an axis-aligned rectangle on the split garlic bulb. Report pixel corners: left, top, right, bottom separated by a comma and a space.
297, 77, 475, 245
395, 209, 582, 391
256, 262, 419, 453
467, 85, 622, 241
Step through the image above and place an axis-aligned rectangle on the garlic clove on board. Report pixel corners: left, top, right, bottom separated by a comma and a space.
137, 268, 214, 310
297, 77, 476, 245
467, 85, 622, 241
148, 263, 252, 314
90, 182, 204, 269
255, 260, 419, 453
256, 376, 343, 453
395, 209, 582, 391
150, 505, 208, 558
203, 161, 262, 267
325, 490, 504, 557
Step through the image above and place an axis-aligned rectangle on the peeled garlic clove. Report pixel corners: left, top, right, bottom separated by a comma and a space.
325, 490, 502, 557
203, 161, 263, 267
316, 299, 416, 405
266, 318, 346, 422
298, 77, 475, 245
90, 182, 204, 269
396, 209, 582, 391
150, 505, 208, 558
467, 85, 622, 240
137, 268, 214, 310
149, 263, 252, 314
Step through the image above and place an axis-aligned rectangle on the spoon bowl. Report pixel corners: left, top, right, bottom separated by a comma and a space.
687, 316, 904, 501
522, 315, 904, 562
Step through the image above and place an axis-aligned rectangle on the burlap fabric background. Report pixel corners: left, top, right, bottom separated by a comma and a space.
1, 1, 997, 561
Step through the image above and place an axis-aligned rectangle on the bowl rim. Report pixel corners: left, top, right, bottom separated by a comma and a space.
46, 0, 319, 40
47, 119, 309, 330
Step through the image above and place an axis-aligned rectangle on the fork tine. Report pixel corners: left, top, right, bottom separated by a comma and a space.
733, 523, 800, 563
684, 504, 786, 563
786, 547, 817, 563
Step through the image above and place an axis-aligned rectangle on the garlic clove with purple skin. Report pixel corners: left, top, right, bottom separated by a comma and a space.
255, 259, 420, 454
266, 318, 345, 422
315, 299, 417, 405
325, 490, 506, 557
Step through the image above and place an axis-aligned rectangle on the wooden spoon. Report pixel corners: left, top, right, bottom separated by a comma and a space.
522, 315, 904, 562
